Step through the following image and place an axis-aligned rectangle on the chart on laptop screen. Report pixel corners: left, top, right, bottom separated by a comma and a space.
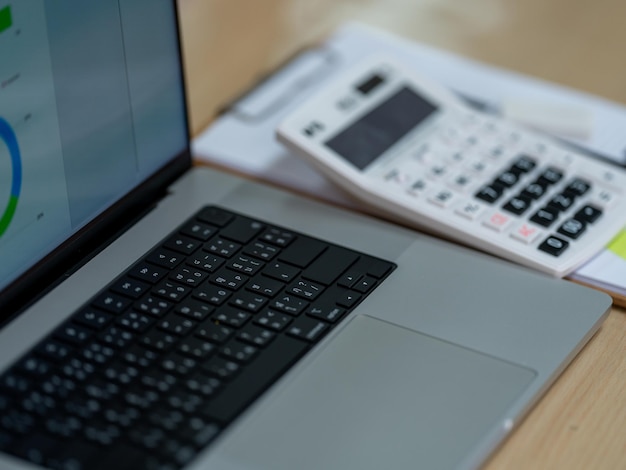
0, 1, 72, 288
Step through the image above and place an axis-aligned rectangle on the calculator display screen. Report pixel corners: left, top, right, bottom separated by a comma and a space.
325, 86, 438, 170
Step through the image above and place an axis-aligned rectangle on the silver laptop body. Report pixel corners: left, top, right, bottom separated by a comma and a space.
0, 2, 610, 469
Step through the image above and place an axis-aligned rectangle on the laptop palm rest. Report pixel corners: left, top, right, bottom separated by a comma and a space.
205, 314, 536, 470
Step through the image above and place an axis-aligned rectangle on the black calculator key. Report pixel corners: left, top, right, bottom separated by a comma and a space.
575, 205, 603, 224
502, 195, 532, 215
520, 180, 548, 200
538, 167, 564, 185
475, 184, 504, 204
530, 206, 559, 227
565, 178, 591, 196
538, 236, 569, 256
558, 219, 586, 240
547, 192, 575, 212
511, 155, 537, 173
494, 170, 519, 188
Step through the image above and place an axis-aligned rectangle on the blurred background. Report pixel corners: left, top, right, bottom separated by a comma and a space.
178, 0, 626, 137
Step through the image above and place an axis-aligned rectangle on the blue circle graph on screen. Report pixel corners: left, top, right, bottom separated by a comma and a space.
0, 117, 22, 237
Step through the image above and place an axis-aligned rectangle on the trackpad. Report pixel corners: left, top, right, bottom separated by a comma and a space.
212, 315, 536, 470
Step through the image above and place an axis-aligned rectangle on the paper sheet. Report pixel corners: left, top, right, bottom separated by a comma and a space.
192, 22, 626, 302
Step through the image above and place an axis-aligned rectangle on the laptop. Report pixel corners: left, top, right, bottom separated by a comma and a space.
0, 2, 611, 469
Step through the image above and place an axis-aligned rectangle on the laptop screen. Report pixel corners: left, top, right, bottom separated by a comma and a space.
0, 2, 188, 303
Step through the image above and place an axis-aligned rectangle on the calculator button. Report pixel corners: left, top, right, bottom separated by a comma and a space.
557, 219, 586, 240
482, 211, 513, 232
520, 180, 548, 200
494, 170, 519, 188
447, 173, 473, 193
565, 178, 591, 197
455, 201, 487, 221
510, 223, 543, 244
407, 178, 428, 195
529, 207, 559, 227
538, 236, 569, 256
547, 192, 575, 212
502, 195, 532, 215
538, 167, 564, 185
574, 205, 602, 224
475, 184, 505, 204
427, 189, 456, 208
511, 155, 537, 173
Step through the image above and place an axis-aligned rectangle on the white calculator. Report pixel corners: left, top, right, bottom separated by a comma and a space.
276, 55, 626, 277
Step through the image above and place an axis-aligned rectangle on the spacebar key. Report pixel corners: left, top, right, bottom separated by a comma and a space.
200, 336, 309, 424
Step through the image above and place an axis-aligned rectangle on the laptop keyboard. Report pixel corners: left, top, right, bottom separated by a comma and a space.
0, 206, 395, 470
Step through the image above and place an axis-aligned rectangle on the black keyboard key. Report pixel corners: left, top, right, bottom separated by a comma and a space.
93, 292, 132, 314
219, 216, 265, 244
169, 266, 208, 288
200, 335, 308, 423
129, 263, 168, 284
193, 284, 231, 306
197, 206, 234, 227
238, 325, 275, 347
363, 257, 394, 279
205, 237, 241, 258
243, 241, 279, 261
229, 291, 267, 312
304, 246, 359, 285
180, 220, 216, 241
187, 252, 225, 273
36, 340, 73, 362
353, 276, 377, 293
110, 277, 150, 299
255, 310, 292, 331
246, 276, 283, 297
210, 268, 249, 290
178, 336, 215, 359
196, 321, 233, 344
74, 308, 114, 330
287, 317, 329, 342
176, 298, 214, 320
212, 307, 251, 328
260, 227, 295, 247
55, 322, 93, 345
263, 261, 300, 283
270, 293, 309, 316
163, 234, 201, 255
117, 311, 154, 333
227, 254, 264, 276
146, 249, 185, 270
278, 237, 326, 267
203, 357, 240, 380
336, 291, 362, 308
158, 314, 196, 336
307, 304, 346, 323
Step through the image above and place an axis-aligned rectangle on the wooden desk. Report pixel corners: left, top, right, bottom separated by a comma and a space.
178, 1, 626, 468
